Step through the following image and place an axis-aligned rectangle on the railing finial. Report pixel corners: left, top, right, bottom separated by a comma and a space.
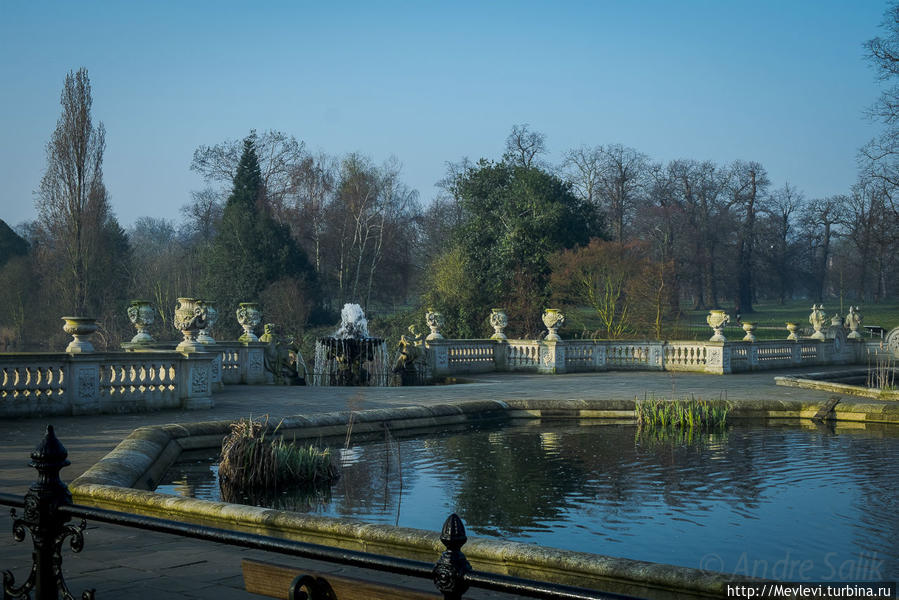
433, 513, 472, 599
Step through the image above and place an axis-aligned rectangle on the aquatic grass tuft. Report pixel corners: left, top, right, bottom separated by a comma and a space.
219, 416, 339, 498
635, 393, 728, 430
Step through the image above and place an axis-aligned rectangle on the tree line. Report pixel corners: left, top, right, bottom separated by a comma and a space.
1, 40, 898, 349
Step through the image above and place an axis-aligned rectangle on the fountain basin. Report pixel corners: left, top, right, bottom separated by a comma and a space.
69, 398, 899, 599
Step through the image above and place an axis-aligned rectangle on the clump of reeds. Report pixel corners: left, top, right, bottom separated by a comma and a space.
219, 416, 339, 498
635, 394, 728, 430
866, 355, 896, 391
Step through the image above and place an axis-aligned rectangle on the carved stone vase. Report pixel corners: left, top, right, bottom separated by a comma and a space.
426, 310, 444, 341
809, 304, 827, 340
846, 306, 863, 340
489, 308, 508, 340
706, 310, 729, 342
542, 308, 565, 341
127, 300, 155, 344
786, 322, 800, 341
741, 322, 756, 343
62, 316, 97, 353
197, 300, 217, 344
236, 302, 262, 342
174, 297, 208, 352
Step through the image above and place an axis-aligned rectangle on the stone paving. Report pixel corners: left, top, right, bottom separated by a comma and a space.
0, 370, 871, 599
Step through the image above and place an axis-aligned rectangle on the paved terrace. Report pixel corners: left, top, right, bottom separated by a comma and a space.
0, 370, 885, 599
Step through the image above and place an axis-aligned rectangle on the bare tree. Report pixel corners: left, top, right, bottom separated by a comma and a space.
504, 124, 547, 169
802, 196, 845, 302
595, 144, 648, 243
562, 145, 603, 207
191, 129, 306, 220
728, 160, 769, 314
759, 183, 803, 304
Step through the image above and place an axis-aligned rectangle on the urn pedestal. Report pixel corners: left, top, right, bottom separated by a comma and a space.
542, 309, 564, 341
174, 297, 208, 352
706, 310, 729, 342
62, 316, 97, 353
489, 308, 508, 341
237, 302, 262, 342
127, 300, 155, 344
426, 310, 444, 341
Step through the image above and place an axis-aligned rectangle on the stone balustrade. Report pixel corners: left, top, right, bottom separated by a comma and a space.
122, 340, 267, 386
0, 351, 216, 418
426, 335, 866, 377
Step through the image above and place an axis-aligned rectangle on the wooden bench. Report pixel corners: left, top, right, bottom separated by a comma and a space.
242, 558, 442, 600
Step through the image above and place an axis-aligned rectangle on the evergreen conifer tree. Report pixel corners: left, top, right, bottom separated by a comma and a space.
205, 134, 317, 326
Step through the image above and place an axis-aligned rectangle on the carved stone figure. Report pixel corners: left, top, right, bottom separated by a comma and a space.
809, 304, 827, 340
393, 325, 425, 385
262, 324, 306, 385
846, 306, 863, 340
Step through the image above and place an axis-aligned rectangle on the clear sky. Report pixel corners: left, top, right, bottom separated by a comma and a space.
0, 1, 889, 229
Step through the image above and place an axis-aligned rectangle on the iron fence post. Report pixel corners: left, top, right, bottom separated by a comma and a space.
432, 513, 472, 600
2, 425, 93, 600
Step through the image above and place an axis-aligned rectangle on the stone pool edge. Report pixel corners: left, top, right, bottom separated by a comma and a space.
70, 397, 899, 600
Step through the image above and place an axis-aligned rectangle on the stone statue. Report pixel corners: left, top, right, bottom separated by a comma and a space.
261, 324, 307, 385
809, 304, 827, 340
393, 325, 425, 385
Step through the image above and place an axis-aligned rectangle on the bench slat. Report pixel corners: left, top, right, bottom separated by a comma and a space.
242, 558, 441, 600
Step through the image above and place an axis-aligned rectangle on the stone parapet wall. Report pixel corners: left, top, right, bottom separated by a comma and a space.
426, 336, 868, 376
0, 350, 216, 417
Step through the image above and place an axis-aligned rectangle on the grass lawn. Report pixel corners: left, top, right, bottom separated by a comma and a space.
565, 300, 898, 341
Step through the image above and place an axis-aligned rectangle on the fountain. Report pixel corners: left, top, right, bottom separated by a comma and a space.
312, 304, 390, 386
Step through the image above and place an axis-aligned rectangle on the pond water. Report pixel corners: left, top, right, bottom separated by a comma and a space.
155, 421, 899, 580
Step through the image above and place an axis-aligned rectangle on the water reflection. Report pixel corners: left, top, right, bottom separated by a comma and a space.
156, 421, 899, 579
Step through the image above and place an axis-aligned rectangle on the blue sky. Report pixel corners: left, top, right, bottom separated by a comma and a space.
0, 1, 889, 228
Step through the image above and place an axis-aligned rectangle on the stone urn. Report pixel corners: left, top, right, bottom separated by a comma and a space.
846, 306, 863, 340
174, 297, 208, 352
62, 316, 97, 353
426, 309, 444, 341
741, 322, 756, 343
706, 310, 729, 342
490, 308, 508, 340
809, 304, 827, 340
786, 322, 800, 341
542, 308, 565, 341
236, 302, 262, 342
126, 300, 155, 344
196, 300, 218, 344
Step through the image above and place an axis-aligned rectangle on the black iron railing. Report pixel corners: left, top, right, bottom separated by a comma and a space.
0, 425, 641, 600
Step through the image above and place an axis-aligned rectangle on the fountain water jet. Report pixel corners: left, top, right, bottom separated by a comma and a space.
312, 304, 390, 386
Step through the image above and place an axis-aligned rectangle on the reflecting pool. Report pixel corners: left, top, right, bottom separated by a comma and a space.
155, 421, 899, 580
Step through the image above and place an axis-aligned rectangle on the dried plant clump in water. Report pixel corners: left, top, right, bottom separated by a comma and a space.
635, 394, 728, 430
219, 416, 339, 498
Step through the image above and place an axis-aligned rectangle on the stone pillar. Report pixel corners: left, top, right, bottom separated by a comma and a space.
67, 355, 100, 415
538, 340, 567, 374
427, 340, 450, 377
593, 342, 607, 371
493, 339, 508, 371
704, 342, 731, 374
240, 342, 267, 384
178, 352, 214, 410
